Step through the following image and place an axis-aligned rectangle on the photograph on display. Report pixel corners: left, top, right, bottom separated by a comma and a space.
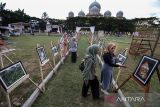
51, 46, 58, 56
133, 56, 159, 85
56, 43, 60, 51
0, 61, 27, 91
36, 47, 48, 64
116, 54, 127, 65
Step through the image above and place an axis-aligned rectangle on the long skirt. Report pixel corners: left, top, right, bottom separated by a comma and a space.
101, 63, 113, 90
71, 52, 77, 63
82, 76, 99, 99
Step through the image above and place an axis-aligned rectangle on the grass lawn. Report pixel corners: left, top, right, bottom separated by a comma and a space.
0, 35, 159, 107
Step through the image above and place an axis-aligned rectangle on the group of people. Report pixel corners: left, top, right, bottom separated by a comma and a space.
68, 34, 127, 99
80, 43, 127, 99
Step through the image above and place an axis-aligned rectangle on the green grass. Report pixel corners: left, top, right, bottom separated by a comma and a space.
32, 36, 105, 107
32, 36, 160, 107
0, 35, 60, 107
0, 35, 159, 107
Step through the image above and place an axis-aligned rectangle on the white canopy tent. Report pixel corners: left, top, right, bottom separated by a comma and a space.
76, 26, 95, 45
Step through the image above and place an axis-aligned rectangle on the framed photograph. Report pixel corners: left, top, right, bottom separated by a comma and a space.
134, 56, 159, 85
0, 61, 27, 91
51, 46, 58, 56
116, 54, 127, 65
36, 47, 48, 64
56, 43, 60, 51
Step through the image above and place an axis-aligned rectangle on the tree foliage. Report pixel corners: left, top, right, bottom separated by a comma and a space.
0, 2, 159, 32
65, 17, 135, 32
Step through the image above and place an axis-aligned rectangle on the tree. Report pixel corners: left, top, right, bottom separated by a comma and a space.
0, 2, 6, 11
41, 12, 49, 22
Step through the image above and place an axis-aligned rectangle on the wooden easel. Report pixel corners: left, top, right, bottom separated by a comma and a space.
98, 39, 105, 58
114, 73, 151, 103
115, 67, 122, 83
50, 41, 60, 66
156, 68, 160, 83
36, 44, 53, 91
114, 64, 159, 106
1, 74, 43, 107
115, 48, 128, 83
0, 49, 15, 68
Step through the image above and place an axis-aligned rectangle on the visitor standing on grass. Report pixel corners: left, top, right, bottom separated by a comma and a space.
100, 43, 127, 94
63, 32, 69, 55
81, 44, 100, 99
69, 37, 78, 63
59, 32, 69, 57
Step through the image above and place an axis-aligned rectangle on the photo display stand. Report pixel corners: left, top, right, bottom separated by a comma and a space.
0, 61, 43, 107
36, 44, 53, 91
157, 67, 160, 83
98, 39, 105, 58
115, 48, 128, 83
58, 39, 64, 64
59, 35, 69, 63
0, 49, 15, 68
51, 41, 60, 66
88, 34, 93, 46
114, 55, 159, 105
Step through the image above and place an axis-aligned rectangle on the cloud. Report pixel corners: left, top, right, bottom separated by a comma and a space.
150, 12, 160, 18
152, 0, 160, 8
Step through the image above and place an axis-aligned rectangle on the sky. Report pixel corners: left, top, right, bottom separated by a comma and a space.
2, 0, 160, 20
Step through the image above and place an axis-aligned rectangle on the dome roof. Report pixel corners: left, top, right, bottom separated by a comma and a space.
89, 6, 100, 15
78, 10, 85, 17
68, 11, 74, 17
116, 11, 123, 17
104, 10, 111, 17
89, 1, 101, 11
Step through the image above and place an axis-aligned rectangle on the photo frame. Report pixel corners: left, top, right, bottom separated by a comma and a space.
133, 56, 159, 85
0, 61, 27, 91
36, 47, 48, 64
51, 45, 58, 56
56, 43, 60, 51
116, 54, 127, 65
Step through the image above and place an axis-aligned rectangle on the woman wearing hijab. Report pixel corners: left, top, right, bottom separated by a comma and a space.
81, 44, 100, 99
69, 37, 78, 63
101, 43, 127, 94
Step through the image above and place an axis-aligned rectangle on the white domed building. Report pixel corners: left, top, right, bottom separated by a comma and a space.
78, 10, 85, 17
104, 10, 112, 17
86, 0, 102, 17
67, 0, 124, 18
116, 11, 124, 18
68, 11, 74, 18
89, 0, 101, 11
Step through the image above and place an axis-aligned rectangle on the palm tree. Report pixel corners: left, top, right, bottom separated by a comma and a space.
0, 2, 6, 11
41, 12, 49, 22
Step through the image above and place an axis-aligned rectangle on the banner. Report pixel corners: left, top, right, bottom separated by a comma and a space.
90, 26, 95, 34
76, 27, 81, 33
57, 26, 60, 33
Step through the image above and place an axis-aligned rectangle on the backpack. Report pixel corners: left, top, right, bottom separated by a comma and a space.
79, 59, 85, 72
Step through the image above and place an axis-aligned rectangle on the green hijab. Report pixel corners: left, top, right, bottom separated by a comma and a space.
85, 44, 99, 61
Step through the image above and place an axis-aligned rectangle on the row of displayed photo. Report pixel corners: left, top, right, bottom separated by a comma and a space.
0, 33, 69, 92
